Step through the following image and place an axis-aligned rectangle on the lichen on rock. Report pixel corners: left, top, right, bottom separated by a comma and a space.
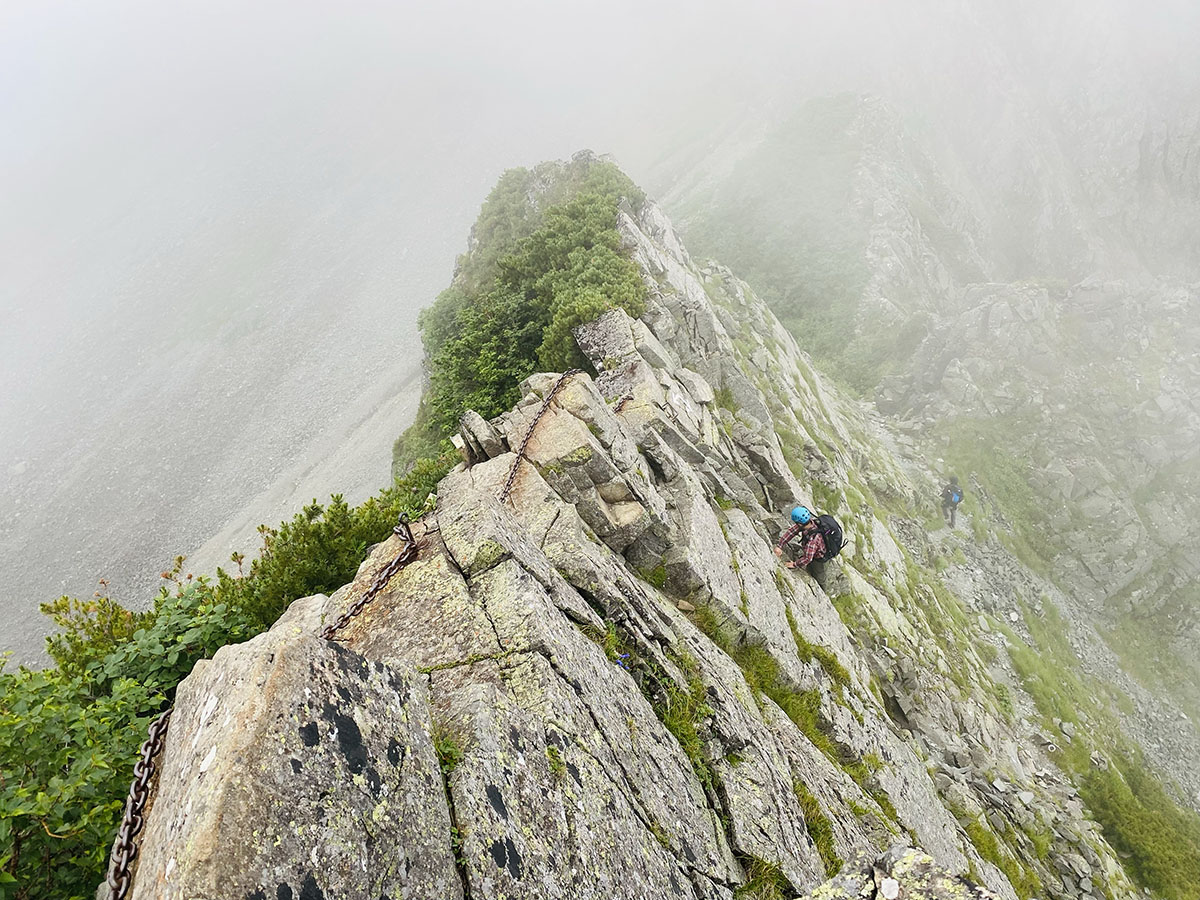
120, 193, 1154, 900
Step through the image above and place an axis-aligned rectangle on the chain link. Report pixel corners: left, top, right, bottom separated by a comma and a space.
105, 512, 422, 895
321, 518, 418, 640
102, 371, 590, 894
498, 369, 582, 503
106, 708, 171, 900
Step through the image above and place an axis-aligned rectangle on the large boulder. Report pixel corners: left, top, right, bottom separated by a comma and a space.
128, 596, 462, 900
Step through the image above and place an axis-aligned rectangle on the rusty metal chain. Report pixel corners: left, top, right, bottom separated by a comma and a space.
321, 517, 417, 640
498, 369, 582, 502
106, 708, 172, 900
106, 513, 423, 895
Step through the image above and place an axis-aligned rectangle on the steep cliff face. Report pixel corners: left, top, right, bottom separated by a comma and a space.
666, 77, 1200, 724
117, 199, 1190, 900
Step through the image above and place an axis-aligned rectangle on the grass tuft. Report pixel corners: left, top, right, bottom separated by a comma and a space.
793, 780, 842, 876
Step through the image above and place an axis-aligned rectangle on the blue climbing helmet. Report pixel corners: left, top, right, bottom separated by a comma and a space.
790, 506, 812, 525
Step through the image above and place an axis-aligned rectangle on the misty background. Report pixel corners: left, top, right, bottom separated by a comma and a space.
3, 0, 1198, 664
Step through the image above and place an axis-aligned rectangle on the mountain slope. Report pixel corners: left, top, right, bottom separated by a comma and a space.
666, 85, 1200, 731
116, 190, 1200, 900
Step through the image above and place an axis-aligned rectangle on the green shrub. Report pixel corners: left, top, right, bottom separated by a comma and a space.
446, 156, 645, 298
38, 595, 148, 679
1002, 607, 1200, 900
499, 190, 647, 369
424, 286, 547, 438
0, 451, 454, 899
396, 158, 646, 469
1080, 758, 1200, 900
422, 188, 647, 437
0, 667, 161, 900
219, 451, 455, 627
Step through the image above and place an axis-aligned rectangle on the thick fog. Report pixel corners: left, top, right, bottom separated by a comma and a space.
3, 0, 1198, 663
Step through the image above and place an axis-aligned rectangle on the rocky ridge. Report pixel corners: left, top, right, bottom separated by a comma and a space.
665, 84, 1200, 726
119, 200, 1155, 899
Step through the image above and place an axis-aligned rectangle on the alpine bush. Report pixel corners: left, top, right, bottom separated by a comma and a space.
396, 158, 646, 470
0, 451, 454, 900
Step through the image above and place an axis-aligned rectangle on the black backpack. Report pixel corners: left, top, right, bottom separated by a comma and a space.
809, 514, 843, 562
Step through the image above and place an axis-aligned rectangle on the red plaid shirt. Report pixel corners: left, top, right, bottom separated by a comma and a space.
777, 524, 826, 567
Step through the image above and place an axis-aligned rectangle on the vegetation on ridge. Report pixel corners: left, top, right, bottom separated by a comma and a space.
394, 157, 646, 470
1002, 603, 1200, 900
0, 454, 453, 900
0, 154, 646, 900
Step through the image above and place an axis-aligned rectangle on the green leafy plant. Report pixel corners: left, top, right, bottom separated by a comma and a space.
434, 730, 465, 778
0, 665, 162, 900
395, 159, 646, 472
1, 450, 455, 900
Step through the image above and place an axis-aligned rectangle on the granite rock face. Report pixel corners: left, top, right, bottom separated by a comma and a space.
122, 199, 1151, 900
127, 596, 462, 900
666, 74, 1200, 725
801, 846, 999, 900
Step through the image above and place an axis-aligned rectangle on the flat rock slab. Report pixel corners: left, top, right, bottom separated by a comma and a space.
130, 621, 461, 900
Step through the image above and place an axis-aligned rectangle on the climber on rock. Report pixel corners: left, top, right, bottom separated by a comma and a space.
774, 505, 843, 573
941, 475, 964, 528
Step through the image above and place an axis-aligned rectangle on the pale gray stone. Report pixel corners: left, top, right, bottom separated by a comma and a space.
130, 617, 461, 900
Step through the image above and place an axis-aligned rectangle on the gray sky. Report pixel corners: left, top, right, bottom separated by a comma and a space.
2, 0, 880, 469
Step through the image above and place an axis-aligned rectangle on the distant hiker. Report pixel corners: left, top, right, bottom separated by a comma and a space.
941, 476, 964, 527
774, 506, 843, 571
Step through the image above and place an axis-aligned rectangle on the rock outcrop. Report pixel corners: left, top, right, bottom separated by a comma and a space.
800, 847, 999, 900
664, 77, 1200, 748
119, 199, 1155, 900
